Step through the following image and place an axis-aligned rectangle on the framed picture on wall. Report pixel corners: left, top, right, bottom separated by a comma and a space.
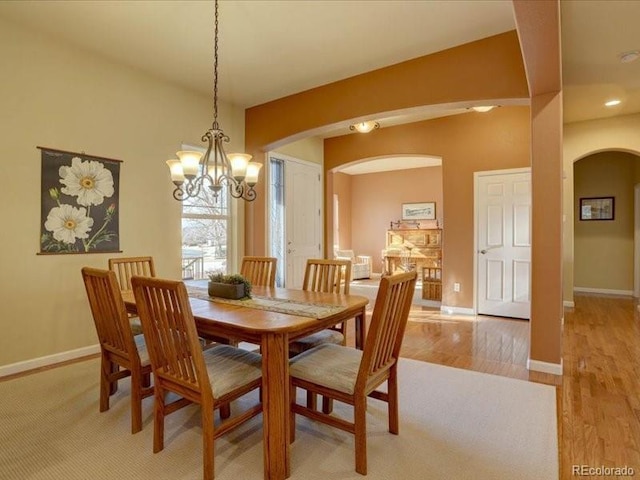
402, 202, 436, 220
579, 196, 615, 221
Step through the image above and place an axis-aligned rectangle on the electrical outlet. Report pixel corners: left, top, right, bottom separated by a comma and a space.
453, 282, 460, 292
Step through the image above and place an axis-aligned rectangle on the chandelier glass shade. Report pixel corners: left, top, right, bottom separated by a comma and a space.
166, 0, 261, 202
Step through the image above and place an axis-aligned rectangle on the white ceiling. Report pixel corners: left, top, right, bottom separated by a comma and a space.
0, 0, 516, 108
1, 0, 638, 171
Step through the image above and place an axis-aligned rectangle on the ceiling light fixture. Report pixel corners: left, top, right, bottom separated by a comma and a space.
605, 99, 621, 107
619, 50, 640, 64
166, 0, 261, 202
349, 121, 380, 133
471, 106, 496, 113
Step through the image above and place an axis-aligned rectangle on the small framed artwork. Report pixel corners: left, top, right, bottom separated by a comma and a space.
579, 196, 615, 221
402, 202, 436, 221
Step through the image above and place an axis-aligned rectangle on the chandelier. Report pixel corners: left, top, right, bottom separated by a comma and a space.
166, 0, 261, 202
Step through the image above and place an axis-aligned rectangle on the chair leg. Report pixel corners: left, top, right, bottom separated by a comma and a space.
388, 369, 399, 434
354, 395, 368, 475
99, 355, 113, 412
130, 369, 143, 434
142, 371, 152, 388
108, 360, 119, 395
153, 389, 165, 453
202, 406, 215, 480
219, 402, 231, 419
290, 383, 297, 442
306, 390, 317, 411
321, 396, 334, 414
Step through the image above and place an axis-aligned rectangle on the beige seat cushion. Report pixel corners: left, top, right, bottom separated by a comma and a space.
129, 316, 143, 335
133, 333, 150, 366
203, 345, 262, 398
289, 343, 362, 395
289, 329, 344, 355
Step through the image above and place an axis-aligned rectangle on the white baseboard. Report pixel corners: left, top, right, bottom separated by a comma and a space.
0, 344, 100, 378
563, 300, 575, 308
440, 305, 475, 316
574, 287, 633, 296
527, 358, 563, 376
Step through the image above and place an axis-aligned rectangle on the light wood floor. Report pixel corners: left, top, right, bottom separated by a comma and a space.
358, 292, 638, 480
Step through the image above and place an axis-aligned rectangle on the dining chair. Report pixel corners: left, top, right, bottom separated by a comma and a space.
80, 267, 154, 434
288, 258, 352, 412
288, 258, 352, 356
240, 256, 277, 287
289, 271, 417, 475
108, 256, 156, 335
131, 275, 263, 480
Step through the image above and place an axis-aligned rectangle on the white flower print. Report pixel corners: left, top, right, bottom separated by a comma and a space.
59, 157, 114, 206
44, 204, 94, 244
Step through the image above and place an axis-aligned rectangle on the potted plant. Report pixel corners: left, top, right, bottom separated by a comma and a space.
208, 272, 252, 299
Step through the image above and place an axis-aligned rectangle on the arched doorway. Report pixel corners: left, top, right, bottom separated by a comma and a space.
573, 150, 640, 297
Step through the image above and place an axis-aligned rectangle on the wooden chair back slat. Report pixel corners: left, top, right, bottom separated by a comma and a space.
82, 267, 137, 359
132, 276, 210, 397
108, 256, 156, 291
302, 258, 352, 294
358, 271, 417, 383
240, 256, 277, 287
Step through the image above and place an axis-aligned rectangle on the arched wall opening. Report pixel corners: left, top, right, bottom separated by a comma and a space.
571, 149, 640, 299
330, 155, 443, 273
563, 114, 640, 306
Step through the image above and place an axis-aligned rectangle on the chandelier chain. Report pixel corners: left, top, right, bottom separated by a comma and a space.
213, 0, 219, 126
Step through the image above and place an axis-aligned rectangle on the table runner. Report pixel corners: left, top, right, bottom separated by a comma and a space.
187, 285, 347, 319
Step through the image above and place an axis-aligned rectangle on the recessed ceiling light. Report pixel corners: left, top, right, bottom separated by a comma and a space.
605, 99, 621, 107
619, 50, 640, 64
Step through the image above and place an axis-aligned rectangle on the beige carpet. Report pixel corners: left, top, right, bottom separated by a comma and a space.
0, 357, 558, 480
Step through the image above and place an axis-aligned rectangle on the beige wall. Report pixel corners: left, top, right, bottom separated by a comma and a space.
563, 114, 640, 304
0, 19, 244, 367
574, 152, 637, 291
347, 166, 443, 273
273, 137, 323, 165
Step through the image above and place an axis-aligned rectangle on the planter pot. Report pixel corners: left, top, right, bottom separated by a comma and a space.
208, 281, 245, 299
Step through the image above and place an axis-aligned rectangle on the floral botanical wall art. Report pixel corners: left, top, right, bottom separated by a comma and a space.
39, 147, 121, 254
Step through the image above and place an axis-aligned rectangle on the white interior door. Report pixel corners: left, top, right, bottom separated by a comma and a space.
285, 159, 322, 288
476, 169, 531, 319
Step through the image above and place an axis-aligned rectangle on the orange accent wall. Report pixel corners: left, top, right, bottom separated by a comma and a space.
325, 108, 531, 307
332, 172, 352, 251
244, 30, 528, 255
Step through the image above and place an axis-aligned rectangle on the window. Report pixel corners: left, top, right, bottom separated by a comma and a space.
269, 157, 285, 287
181, 155, 230, 279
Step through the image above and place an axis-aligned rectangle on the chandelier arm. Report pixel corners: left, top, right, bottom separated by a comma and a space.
242, 186, 257, 201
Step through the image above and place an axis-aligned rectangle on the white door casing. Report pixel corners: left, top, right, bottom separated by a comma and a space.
475, 168, 531, 319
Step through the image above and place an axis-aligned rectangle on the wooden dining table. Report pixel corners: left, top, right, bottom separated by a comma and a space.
122, 284, 368, 480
